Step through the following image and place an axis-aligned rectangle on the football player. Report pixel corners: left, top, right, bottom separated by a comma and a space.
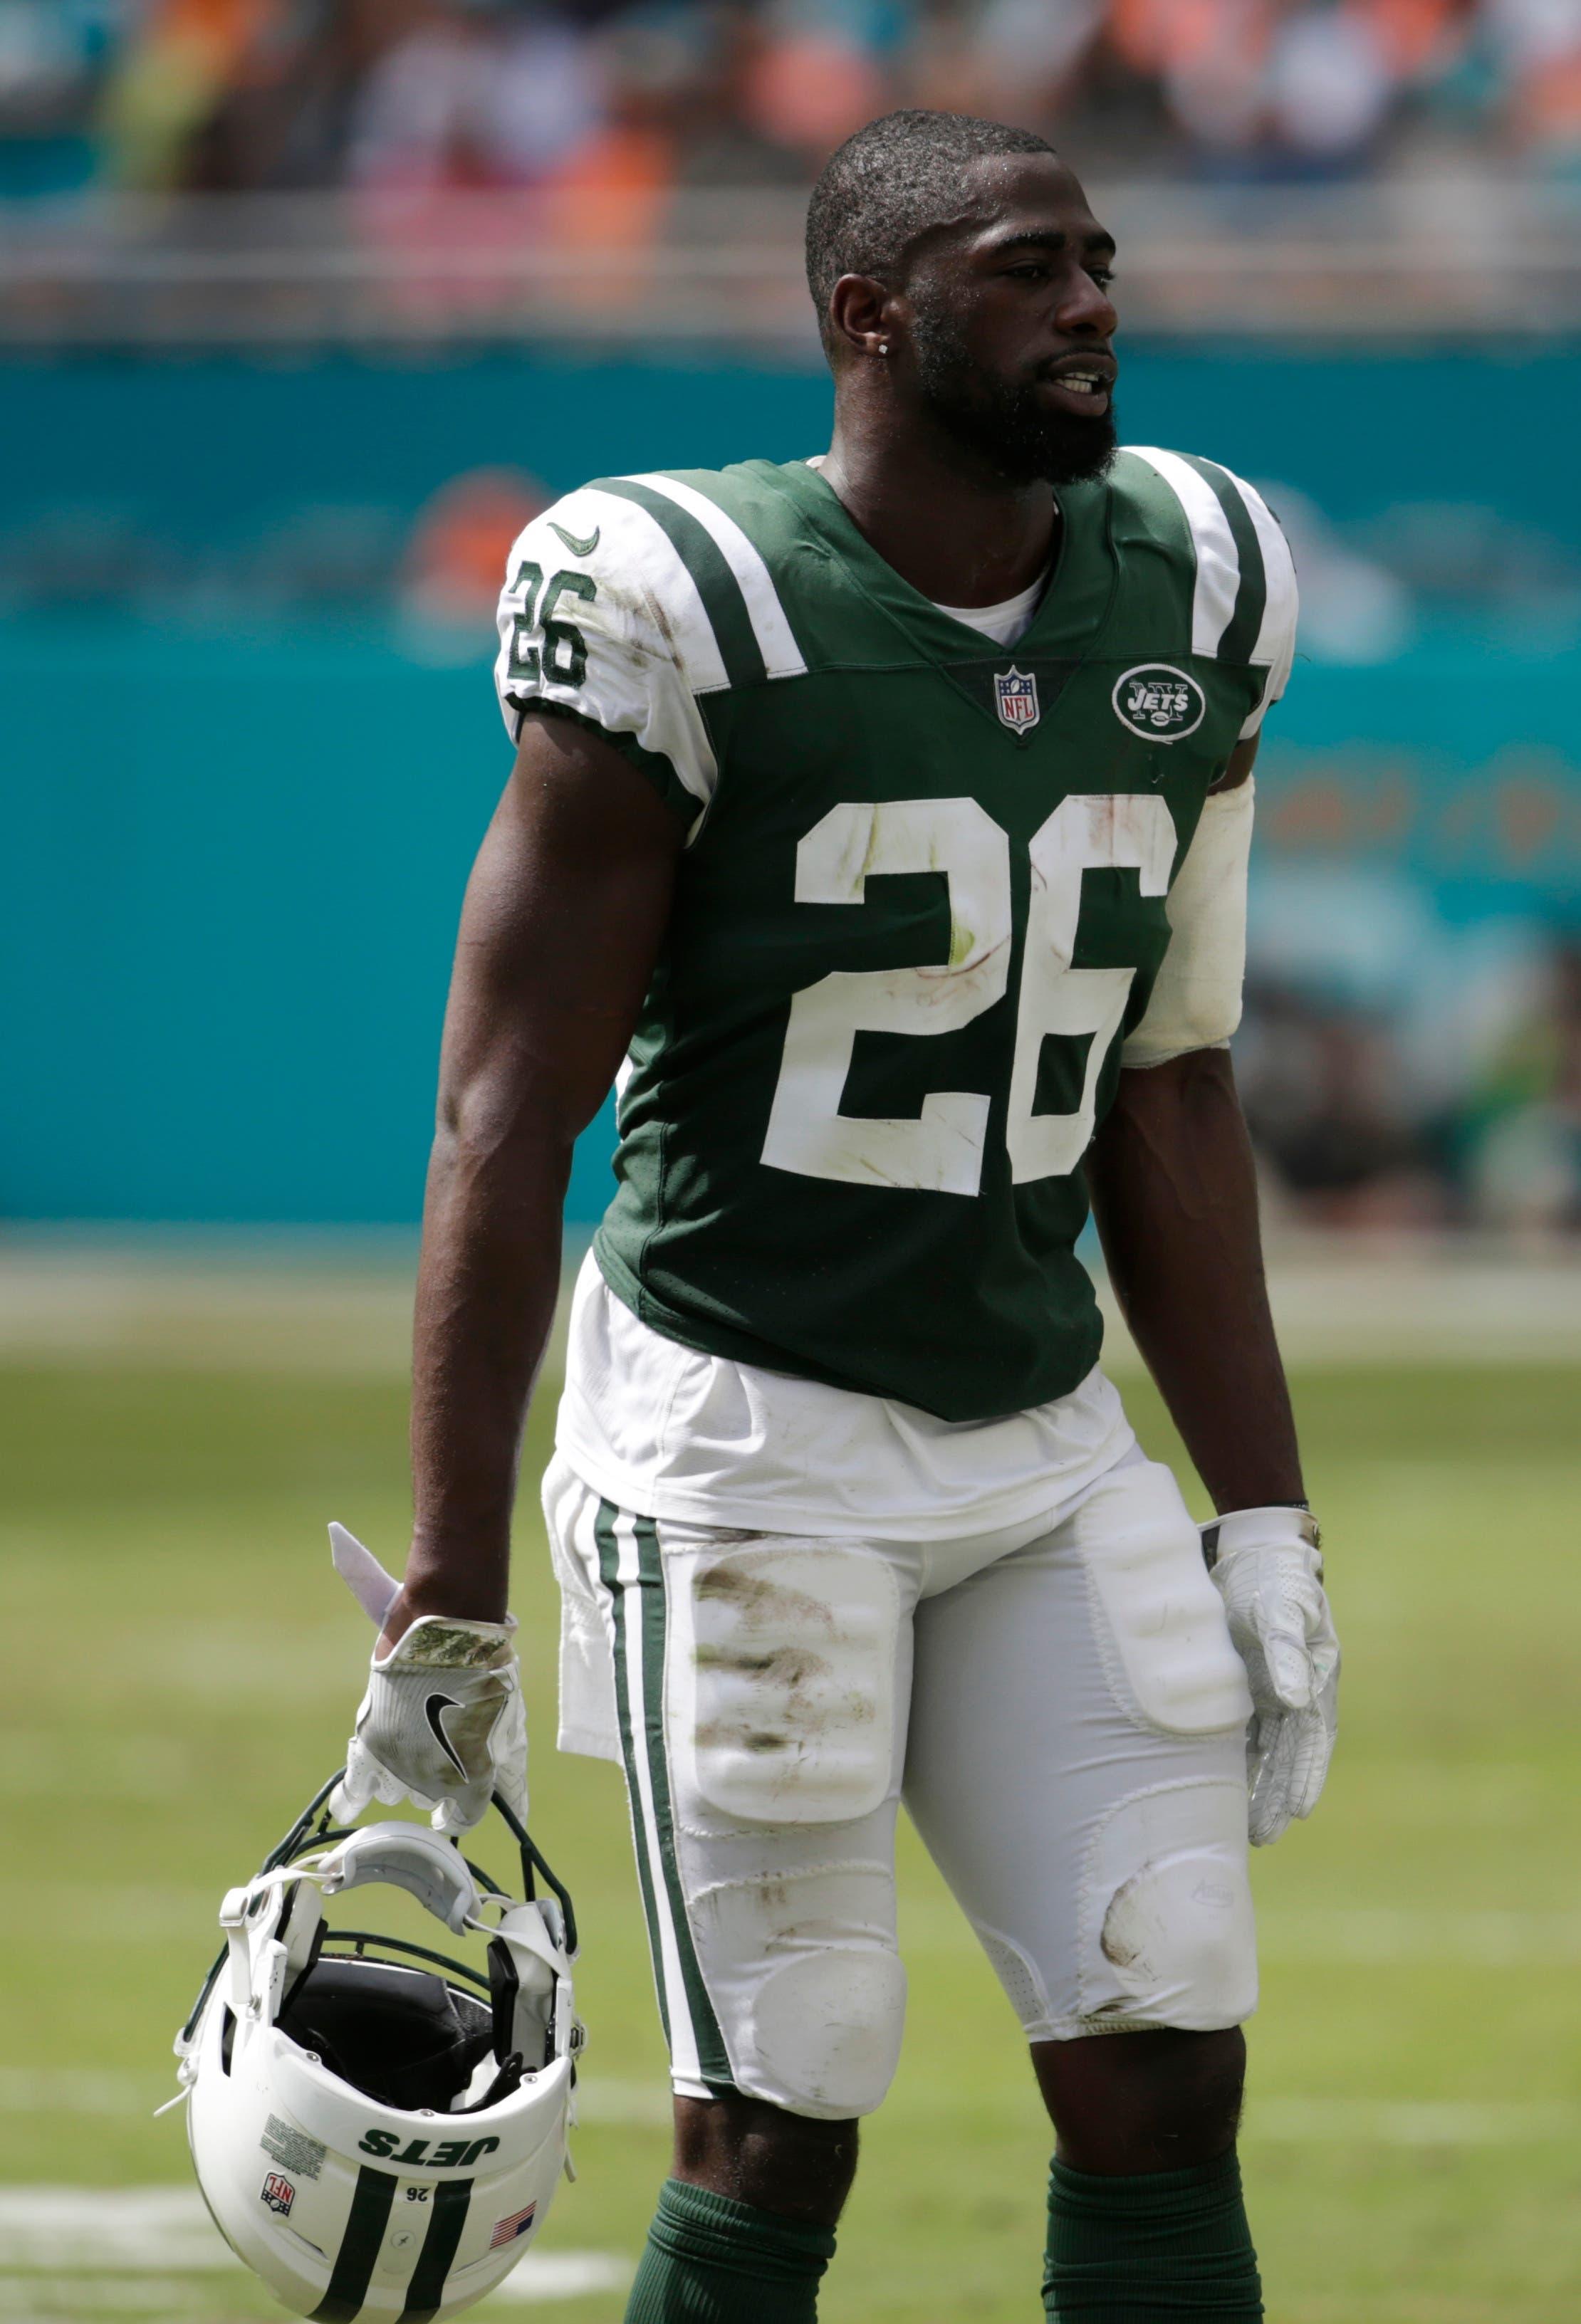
337, 109, 1339, 2322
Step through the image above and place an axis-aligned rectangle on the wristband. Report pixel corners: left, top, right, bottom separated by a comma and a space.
1201, 1503, 1321, 1572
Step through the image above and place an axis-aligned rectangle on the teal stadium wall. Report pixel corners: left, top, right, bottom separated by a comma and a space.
5, 351, 1580, 1225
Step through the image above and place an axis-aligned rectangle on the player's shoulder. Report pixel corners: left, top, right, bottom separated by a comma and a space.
494, 476, 731, 815
1110, 444, 1287, 550
510, 458, 804, 568
501, 478, 687, 612
506, 459, 809, 693
1108, 444, 1297, 661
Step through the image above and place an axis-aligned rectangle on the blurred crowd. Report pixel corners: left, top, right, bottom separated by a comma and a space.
1239, 940, 1581, 1232
4, 0, 1581, 206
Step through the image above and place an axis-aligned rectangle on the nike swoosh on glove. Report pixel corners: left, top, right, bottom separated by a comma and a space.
1204, 1506, 1340, 1848
327, 1524, 528, 1837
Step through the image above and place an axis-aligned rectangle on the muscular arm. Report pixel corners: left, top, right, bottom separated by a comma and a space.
387, 713, 684, 1645
1086, 1047, 1302, 1512
1085, 736, 1305, 1514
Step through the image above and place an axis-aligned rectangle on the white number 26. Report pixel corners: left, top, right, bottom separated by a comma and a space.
760, 794, 1175, 1196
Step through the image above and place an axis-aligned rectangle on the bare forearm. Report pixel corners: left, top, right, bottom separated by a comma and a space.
403, 1112, 571, 1626
1087, 1048, 1304, 1512
391, 719, 682, 1640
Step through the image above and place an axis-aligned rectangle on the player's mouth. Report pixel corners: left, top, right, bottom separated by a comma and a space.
1040, 357, 1116, 418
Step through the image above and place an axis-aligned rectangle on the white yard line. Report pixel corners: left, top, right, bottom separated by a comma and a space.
0, 2284, 215, 2314
3, 1237, 1580, 1371
1248, 2098, 1581, 2145
485, 2256, 632, 2301
0, 2191, 221, 2270
1102, 1236, 1581, 1367
0, 2189, 628, 2301
0, 2266, 627, 2319
0, 2076, 165, 2118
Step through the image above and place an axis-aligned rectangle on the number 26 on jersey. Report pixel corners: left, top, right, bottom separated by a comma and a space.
761, 794, 1176, 1198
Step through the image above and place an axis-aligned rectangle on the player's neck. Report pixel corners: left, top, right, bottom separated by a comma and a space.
821, 422, 1058, 608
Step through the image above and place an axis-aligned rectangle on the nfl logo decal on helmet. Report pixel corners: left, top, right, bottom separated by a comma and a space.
994, 666, 1040, 730
168, 1776, 583, 2322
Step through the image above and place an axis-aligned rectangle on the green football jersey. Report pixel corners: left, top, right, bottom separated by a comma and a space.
494, 451, 1296, 1421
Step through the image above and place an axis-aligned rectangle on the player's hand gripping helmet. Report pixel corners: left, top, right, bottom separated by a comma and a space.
169, 1776, 582, 2320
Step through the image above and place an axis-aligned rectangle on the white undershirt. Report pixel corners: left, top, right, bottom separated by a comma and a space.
555, 1252, 1136, 1539
930, 570, 1048, 647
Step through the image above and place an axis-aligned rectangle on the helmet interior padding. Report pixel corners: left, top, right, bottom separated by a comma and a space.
277, 1959, 494, 2113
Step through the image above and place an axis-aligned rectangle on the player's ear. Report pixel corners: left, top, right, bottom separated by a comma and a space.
827, 273, 896, 366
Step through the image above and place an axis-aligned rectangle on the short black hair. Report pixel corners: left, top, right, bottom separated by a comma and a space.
805, 110, 1056, 341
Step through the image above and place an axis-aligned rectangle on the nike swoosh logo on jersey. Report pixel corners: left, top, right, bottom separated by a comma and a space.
424, 1692, 469, 1779
548, 521, 600, 558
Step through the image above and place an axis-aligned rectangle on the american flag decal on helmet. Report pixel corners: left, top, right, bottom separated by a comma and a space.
490, 2201, 537, 2249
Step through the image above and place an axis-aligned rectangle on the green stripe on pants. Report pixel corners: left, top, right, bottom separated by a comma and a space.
632, 1513, 732, 2085
595, 1499, 671, 2048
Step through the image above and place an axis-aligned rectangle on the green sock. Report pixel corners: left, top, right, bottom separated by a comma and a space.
1043, 2149, 1263, 2320
625, 2177, 837, 2323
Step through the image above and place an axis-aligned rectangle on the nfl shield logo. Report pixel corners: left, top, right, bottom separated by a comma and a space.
261, 2174, 295, 2216
994, 666, 1039, 731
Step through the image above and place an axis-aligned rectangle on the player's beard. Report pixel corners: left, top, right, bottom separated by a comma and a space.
910, 309, 1117, 488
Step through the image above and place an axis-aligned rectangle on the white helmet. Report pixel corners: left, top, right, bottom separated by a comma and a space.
171, 1777, 583, 2321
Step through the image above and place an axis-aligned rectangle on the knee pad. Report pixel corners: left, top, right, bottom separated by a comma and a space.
669, 1542, 902, 1828
1079, 1781, 1257, 2030
692, 1862, 907, 2120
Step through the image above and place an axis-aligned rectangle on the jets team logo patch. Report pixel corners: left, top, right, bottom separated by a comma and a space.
261, 2173, 295, 2216
1112, 664, 1206, 742
994, 666, 1040, 731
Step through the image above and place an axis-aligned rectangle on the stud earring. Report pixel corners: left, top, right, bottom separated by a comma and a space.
879, 341, 890, 355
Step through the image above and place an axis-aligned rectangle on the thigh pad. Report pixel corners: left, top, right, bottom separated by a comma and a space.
669, 1541, 902, 1828
1075, 1463, 1252, 1736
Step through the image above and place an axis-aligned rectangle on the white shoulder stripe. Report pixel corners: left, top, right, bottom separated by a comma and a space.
574, 487, 722, 804
1125, 445, 1241, 658
499, 486, 721, 813
1226, 471, 1298, 670
571, 486, 729, 709
627, 471, 808, 680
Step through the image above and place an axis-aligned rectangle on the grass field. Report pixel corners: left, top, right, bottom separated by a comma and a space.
3, 1264, 1580, 2323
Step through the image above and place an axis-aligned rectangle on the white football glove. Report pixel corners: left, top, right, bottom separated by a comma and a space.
1204, 1506, 1340, 1848
327, 1522, 528, 1838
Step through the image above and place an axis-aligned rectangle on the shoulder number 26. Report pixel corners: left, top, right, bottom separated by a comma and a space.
761, 794, 1176, 1195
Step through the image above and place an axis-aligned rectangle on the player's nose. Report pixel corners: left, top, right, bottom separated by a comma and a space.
1055, 267, 1117, 339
